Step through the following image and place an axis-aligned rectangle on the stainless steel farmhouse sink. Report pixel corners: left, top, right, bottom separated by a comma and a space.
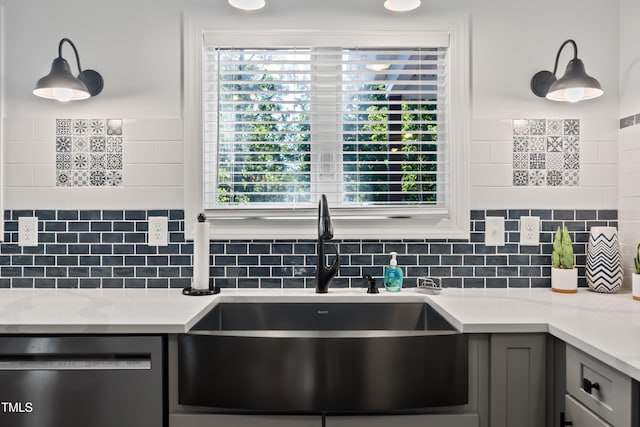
178, 302, 468, 413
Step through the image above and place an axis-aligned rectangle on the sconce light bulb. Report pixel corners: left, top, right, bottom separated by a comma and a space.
563, 87, 585, 103
52, 87, 74, 102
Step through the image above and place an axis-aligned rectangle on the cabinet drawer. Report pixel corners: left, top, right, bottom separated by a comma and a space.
564, 394, 611, 427
566, 345, 631, 426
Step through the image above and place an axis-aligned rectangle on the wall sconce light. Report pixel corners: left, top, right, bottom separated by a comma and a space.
384, 0, 421, 12
33, 38, 104, 102
228, 0, 266, 10
530, 39, 603, 103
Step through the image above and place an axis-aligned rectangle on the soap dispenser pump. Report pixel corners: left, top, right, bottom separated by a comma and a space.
384, 252, 404, 292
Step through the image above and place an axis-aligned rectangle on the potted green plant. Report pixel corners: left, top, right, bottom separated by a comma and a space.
633, 243, 640, 301
551, 226, 577, 293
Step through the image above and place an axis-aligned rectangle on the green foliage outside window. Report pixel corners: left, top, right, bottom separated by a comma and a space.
215, 58, 438, 206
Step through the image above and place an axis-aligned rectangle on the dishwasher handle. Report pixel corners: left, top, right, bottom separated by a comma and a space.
0, 354, 151, 370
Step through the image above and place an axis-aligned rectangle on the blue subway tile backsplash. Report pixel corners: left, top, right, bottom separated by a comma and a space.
0, 209, 618, 289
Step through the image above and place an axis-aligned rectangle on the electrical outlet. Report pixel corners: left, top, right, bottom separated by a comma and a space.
520, 216, 540, 246
148, 216, 168, 247
18, 217, 39, 247
485, 217, 505, 246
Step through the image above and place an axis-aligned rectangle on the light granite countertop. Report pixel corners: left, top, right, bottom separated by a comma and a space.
0, 287, 638, 381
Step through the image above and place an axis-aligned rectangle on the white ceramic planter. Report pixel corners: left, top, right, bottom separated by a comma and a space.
585, 226, 622, 293
551, 267, 577, 293
633, 273, 640, 301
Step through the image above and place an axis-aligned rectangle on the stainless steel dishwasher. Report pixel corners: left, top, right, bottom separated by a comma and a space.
0, 335, 164, 427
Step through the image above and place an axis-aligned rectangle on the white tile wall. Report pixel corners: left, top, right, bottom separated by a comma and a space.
155, 141, 184, 164
3, 118, 184, 209
5, 141, 51, 163
470, 118, 618, 210
4, 164, 34, 187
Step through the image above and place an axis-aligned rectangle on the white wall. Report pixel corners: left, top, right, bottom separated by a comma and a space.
0, 0, 620, 210
618, 0, 640, 286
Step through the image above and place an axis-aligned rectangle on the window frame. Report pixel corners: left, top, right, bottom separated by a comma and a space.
184, 18, 470, 240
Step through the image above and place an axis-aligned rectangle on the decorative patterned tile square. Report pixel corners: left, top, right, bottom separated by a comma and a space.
562, 170, 579, 186
529, 170, 546, 186
529, 153, 546, 169
564, 153, 580, 170
90, 136, 106, 152
512, 119, 529, 136
106, 153, 122, 169
56, 136, 72, 152
56, 119, 72, 136
72, 153, 89, 170
71, 170, 90, 186
546, 136, 563, 152
547, 152, 563, 170
512, 118, 580, 187
547, 119, 563, 136
73, 119, 89, 135
529, 119, 546, 135
513, 170, 528, 186
56, 118, 124, 187
547, 170, 563, 186
72, 136, 89, 152
57, 171, 71, 187
56, 153, 72, 170
513, 153, 528, 169
107, 119, 123, 135
530, 136, 546, 152
563, 135, 579, 153
106, 170, 123, 186
90, 170, 107, 186
90, 154, 106, 170
90, 119, 107, 135
106, 136, 123, 153
513, 137, 529, 152
564, 119, 580, 135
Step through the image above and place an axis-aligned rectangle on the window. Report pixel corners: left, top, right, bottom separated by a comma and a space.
205, 46, 444, 210
185, 26, 469, 239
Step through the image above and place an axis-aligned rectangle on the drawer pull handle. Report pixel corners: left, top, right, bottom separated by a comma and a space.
583, 378, 600, 394
560, 412, 573, 426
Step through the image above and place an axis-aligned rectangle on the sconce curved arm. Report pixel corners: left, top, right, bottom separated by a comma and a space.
550, 39, 577, 76
58, 38, 85, 75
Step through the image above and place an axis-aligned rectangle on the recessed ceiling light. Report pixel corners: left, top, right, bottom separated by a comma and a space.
228, 0, 266, 11
384, 0, 421, 12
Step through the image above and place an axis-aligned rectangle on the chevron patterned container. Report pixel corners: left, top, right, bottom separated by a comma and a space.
586, 226, 623, 293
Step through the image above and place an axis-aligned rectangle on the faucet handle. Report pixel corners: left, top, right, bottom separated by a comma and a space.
364, 275, 379, 294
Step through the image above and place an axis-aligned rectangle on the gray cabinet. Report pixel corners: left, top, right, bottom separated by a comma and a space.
564, 395, 611, 427
326, 414, 479, 427
563, 344, 634, 427
169, 414, 320, 427
169, 413, 480, 427
489, 333, 546, 427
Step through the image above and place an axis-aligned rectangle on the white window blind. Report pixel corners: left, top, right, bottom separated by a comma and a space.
203, 44, 448, 213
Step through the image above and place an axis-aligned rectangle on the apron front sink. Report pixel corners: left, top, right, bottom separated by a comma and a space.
178, 302, 468, 413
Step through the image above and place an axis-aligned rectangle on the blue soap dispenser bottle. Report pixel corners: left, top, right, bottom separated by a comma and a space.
384, 252, 404, 292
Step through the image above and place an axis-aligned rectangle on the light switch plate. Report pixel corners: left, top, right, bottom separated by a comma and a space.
18, 217, 39, 247
520, 216, 540, 246
148, 216, 168, 246
485, 216, 505, 246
